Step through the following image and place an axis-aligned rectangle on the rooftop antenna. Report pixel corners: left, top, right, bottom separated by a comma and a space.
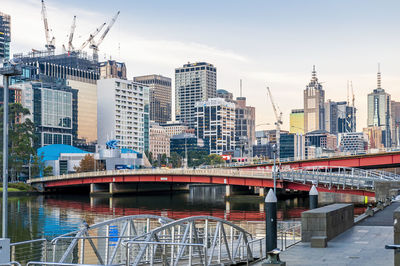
346, 80, 349, 105
240, 79, 242, 97
377, 63, 382, 89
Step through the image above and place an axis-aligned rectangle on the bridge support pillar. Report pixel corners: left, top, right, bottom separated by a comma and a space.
90, 183, 109, 195
225, 185, 231, 197
259, 187, 265, 197
109, 182, 116, 195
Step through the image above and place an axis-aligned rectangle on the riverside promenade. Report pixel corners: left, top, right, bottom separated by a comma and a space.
255, 203, 399, 266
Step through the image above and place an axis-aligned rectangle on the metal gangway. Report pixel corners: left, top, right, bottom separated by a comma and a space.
279, 166, 400, 190
12, 215, 301, 265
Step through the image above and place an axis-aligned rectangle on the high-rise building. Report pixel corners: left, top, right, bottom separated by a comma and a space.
217, 89, 234, 103
175, 62, 217, 128
15, 51, 99, 145
97, 78, 149, 152
0, 12, 11, 60
195, 98, 235, 155
391, 101, 400, 147
160, 121, 189, 138
290, 109, 304, 134
338, 132, 367, 153
235, 97, 255, 153
149, 122, 170, 160
13, 81, 78, 148
367, 67, 391, 147
304, 66, 325, 133
325, 100, 356, 134
170, 133, 209, 155
133, 74, 172, 123
99, 60, 127, 79
363, 126, 384, 150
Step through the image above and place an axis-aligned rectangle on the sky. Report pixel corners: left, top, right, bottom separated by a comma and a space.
3, 0, 400, 131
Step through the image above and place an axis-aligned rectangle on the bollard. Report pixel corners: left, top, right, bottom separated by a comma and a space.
265, 189, 277, 252
309, 185, 318, 210
263, 189, 285, 265
394, 207, 400, 265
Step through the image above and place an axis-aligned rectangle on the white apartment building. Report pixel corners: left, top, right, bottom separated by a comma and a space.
175, 62, 216, 128
149, 122, 170, 159
195, 98, 235, 155
160, 121, 189, 138
97, 78, 149, 152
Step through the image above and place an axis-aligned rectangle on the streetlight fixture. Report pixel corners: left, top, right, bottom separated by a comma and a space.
0, 59, 22, 238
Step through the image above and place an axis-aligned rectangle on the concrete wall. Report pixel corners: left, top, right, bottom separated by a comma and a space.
301, 203, 354, 242
375, 181, 400, 202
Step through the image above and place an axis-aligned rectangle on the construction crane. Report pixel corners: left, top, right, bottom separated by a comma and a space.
67, 16, 77, 52
79, 23, 106, 51
89, 11, 120, 61
266, 86, 283, 161
41, 0, 55, 51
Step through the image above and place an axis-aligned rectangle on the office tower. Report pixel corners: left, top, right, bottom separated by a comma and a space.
304, 66, 325, 133
235, 97, 256, 154
325, 100, 356, 134
280, 133, 295, 159
338, 132, 367, 153
195, 98, 235, 155
170, 133, 209, 155
175, 62, 217, 128
363, 126, 384, 149
391, 101, 400, 147
0, 12, 11, 60
97, 78, 149, 152
13, 81, 78, 148
290, 109, 304, 134
15, 51, 99, 145
134, 74, 172, 123
217, 89, 234, 103
367, 67, 391, 147
99, 60, 127, 79
149, 122, 170, 160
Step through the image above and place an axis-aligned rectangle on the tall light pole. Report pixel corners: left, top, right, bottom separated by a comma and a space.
0, 60, 22, 238
272, 144, 277, 195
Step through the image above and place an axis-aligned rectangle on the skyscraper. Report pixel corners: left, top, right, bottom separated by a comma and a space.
195, 98, 235, 155
290, 109, 304, 134
134, 74, 172, 123
304, 66, 325, 133
99, 60, 127, 79
235, 96, 255, 153
0, 12, 11, 60
367, 67, 391, 147
175, 62, 217, 128
325, 100, 356, 134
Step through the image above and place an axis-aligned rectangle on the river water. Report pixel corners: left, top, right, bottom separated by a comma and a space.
6, 186, 370, 243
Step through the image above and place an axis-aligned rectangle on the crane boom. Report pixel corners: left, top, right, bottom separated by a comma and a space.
266, 87, 282, 124
95, 11, 120, 47
68, 16, 77, 52
266, 86, 283, 164
41, 0, 55, 51
79, 23, 106, 51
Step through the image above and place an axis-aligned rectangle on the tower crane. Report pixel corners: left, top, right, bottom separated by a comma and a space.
89, 11, 120, 61
266, 86, 283, 161
67, 16, 77, 52
79, 23, 106, 51
41, 0, 55, 52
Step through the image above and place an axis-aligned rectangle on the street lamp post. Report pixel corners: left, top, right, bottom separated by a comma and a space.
272, 144, 277, 195
0, 61, 22, 238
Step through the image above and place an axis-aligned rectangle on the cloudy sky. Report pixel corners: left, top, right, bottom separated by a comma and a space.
3, 0, 400, 131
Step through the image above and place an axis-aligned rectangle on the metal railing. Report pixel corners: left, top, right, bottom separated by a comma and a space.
10, 239, 48, 265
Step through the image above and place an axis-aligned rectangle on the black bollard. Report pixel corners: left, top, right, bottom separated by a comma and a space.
265, 189, 277, 252
309, 185, 318, 210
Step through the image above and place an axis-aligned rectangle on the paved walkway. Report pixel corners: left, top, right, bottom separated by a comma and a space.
253, 203, 400, 265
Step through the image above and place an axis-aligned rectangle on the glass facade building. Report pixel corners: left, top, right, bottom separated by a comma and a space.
170, 133, 209, 155
0, 12, 11, 60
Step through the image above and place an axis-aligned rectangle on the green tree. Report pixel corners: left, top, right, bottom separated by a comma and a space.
74, 154, 95, 173
205, 154, 225, 165
43, 165, 53, 176
169, 152, 182, 168
0, 103, 36, 181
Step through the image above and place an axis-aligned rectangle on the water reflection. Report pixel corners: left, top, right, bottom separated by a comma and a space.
4, 186, 370, 243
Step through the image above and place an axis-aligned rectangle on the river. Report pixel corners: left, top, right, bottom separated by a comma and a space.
5, 186, 370, 243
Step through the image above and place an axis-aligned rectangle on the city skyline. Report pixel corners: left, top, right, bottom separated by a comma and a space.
3, 0, 400, 131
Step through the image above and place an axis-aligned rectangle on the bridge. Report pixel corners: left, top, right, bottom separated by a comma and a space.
238, 150, 400, 170
28, 166, 400, 197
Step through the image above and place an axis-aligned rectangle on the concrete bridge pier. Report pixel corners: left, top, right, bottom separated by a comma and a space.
90, 183, 109, 195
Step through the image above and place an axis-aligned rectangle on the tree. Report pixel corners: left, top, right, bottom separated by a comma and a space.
169, 152, 182, 168
0, 103, 36, 181
43, 165, 53, 176
205, 154, 225, 165
74, 154, 95, 173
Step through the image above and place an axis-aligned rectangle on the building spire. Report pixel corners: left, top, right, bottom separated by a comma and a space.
377, 63, 381, 89
311, 65, 317, 82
